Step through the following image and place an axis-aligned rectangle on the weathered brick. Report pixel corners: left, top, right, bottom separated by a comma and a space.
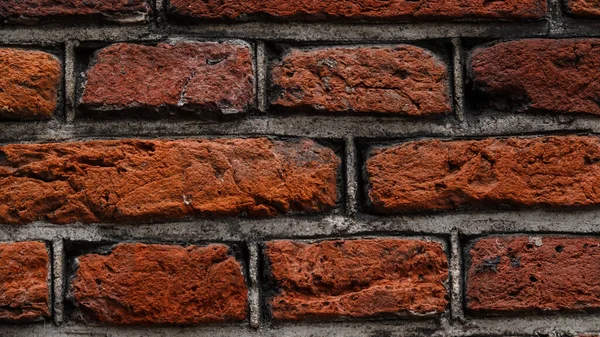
79, 41, 255, 117
0, 138, 339, 224
0, 0, 150, 23
0, 49, 60, 120
566, 0, 600, 17
471, 39, 600, 115
467, 236, 600, 312
169, 0, 547, 21
271, 46, 451, 116
265, 238, 448, 321
71, 243, 247, 325
367, 136, 600, 213
0, 241, 50, 322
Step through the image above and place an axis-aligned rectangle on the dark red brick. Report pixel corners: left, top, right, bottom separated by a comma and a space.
0, 0, 150, 23
265, 238, 448, 321
0, 241, 50, 322
367, 136, 600, 213
471, 39, 600, 115
271, 46, 451, 116
169, 0, 546, 21
71, 243, 247, 325
467, 236, 600, 312
79, 42, 255, 117
0, 138, 339, 224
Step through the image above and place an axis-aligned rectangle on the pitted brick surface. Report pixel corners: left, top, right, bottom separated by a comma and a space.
265, 239, 448, 321
271, 46, 450, 116
71, 243, 247, 325
467, 236, 600, 312
0, 138, 339, 224
367, 136, 600, 212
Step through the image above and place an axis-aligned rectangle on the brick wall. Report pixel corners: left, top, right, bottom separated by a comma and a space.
1, 0, 600, 336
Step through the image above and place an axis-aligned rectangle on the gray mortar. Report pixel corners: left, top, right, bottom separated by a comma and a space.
2, 1, 600, 336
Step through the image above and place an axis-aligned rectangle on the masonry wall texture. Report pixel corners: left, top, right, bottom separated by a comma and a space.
2, 0, 600, 336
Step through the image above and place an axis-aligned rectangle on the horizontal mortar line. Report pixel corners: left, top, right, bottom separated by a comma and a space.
2, 313, 600, 337
3, 209, 600, 242
2, 21, 600, 43
1, 114, 600, 143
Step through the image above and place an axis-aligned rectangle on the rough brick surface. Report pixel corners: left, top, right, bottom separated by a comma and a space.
0, 241, 49, 321
367, 136, 600, 213
0, 0, 150, 22
271, 46, 450, 116
71, 243, 247, 324
265, 239, 448, 321
80, 42, 255, 117
0, 49, 60, 120
567, 0, 600, 17
471, 39, 600, 115
0, 138, 339, 225
467, 236, 600, 312
169, 0, 547, 21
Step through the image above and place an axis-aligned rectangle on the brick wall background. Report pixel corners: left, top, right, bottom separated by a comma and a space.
1, 0, 600, 336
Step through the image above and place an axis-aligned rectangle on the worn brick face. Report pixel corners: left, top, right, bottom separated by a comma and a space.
471, 39, 600, 115
271, 46, 451, 116
168, 0, 547, 21
467, 236, 600, 312
0, 138, 339, 224
79, 42, 255, 117
567, 0, 600, 17
71, 243, 248, 325
265, 239, 448, 321
0, 241, 50, 322
0, 49, 60, 120
367, 136, 600, 213
0, 0, 150, 22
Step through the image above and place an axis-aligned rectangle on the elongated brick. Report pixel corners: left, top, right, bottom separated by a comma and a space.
271, 46, 451, 116
471, 39, 600, 115
0, 0, 150, 23
169, 0, 546, 21
79, 41, 255, 117
0, 138, 339, 224
265, 238, 448, 321
367, 136, 600, 212
71, 243, 247, 324
467, 236, 600, 312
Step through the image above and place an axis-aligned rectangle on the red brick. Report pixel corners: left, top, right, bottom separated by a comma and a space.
471, 39, 600, 115
0, 241, 50, 321
0, 49, 60, 120
0, 138, 339, 224
566, 0, 600, 17
169, 0, 546, 21
367, 136, 600, 213
0, 0, 150, 23
265, 238, 448, 321
71, 243, 247, 325
79, 42, 255, 117
271, 46, 451, 116
467, 236, 600, 312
